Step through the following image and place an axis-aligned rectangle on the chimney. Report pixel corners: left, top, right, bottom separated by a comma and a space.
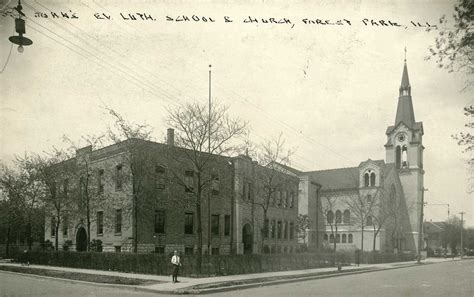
167, 128, 174, 146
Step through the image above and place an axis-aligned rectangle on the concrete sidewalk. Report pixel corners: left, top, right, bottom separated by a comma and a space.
0, 257, 460, 295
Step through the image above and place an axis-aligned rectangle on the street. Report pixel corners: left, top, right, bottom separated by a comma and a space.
0, 260, 472, 296
219, 260, 474, 297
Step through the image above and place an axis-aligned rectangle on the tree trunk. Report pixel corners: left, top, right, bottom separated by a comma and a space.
196, 184, 203, 274
6, 226, 11, 257
133, 192, 138, 253
360, 226, 364, 252
27, 219, 32, 250
373, 227, 377, 251
261, 208, 268, 253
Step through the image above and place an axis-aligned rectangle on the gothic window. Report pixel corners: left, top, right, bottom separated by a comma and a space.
329, 234, 334, 243
342, 234, 347, 243
335, 210, 342, 224
336, 234, 340, 243
364, 173, 370, 187
370, 172, 376, 186
327, 210, 334, 224
348, 234, 353, 243
396, 146, 401, 169
343, 210, 350, 224
402, 145, 408, 168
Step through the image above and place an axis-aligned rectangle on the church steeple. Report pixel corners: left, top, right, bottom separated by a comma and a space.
395, 56, 415, 128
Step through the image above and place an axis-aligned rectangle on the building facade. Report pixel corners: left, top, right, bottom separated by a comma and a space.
44, 132, 299, 254
297, 61, 424, 253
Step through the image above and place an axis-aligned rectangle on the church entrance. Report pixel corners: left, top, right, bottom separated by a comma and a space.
76, 227, 87, 252
242, 224, 253, 254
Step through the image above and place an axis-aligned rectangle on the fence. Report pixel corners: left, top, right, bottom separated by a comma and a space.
11, 250, 414, 277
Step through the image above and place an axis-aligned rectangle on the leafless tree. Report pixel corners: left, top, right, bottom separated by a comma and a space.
104, 107, 155, 253
166, 101, 246, 260
247, 134, 294, 252
319, 194, 340, 252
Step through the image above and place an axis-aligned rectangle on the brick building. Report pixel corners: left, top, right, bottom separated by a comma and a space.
44, 130, 299, 254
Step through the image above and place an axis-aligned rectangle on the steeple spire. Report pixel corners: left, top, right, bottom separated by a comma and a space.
395, 54, 415, 127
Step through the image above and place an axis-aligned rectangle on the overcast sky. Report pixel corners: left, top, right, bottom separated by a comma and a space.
0, 0, 472, 225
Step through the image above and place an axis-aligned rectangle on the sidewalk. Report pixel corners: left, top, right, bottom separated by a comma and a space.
0, 257, 460, 294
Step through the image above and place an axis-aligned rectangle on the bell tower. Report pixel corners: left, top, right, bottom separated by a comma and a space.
385, 55, 425, 253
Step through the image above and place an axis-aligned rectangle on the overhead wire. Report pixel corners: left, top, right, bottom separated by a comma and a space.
17, 1, 355, 171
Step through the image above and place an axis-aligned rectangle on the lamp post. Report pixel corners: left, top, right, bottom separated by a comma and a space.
8, 0, 33, 53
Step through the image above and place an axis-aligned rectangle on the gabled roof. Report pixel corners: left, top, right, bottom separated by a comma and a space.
303, 167, 360, 191
302, 160, 392, 191
386, 121, 423, 136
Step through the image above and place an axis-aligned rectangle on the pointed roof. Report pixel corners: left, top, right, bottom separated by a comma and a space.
395, 62, 416, 128
401, 62, 410, 88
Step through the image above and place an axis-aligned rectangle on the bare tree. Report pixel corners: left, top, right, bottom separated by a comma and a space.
104, 107, 154, 253
319, 194, 340, 252
249, 134, 294, 252
344, 183, 380, 252
296, 214, 311, 245
166, 101, 246, 260
26, 150, 73, 251
62, 135, 106, 251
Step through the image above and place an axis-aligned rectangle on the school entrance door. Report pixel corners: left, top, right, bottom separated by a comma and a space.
76, 227, 87, 252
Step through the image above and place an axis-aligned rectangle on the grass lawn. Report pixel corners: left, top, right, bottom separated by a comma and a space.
0, 265, 162, 285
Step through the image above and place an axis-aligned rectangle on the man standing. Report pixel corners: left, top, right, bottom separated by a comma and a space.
171, 250, 181, 283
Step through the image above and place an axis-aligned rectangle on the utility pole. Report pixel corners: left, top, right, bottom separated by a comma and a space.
207, 65, 212, 255
418, 188, 428, 263
459, 212, 465, 258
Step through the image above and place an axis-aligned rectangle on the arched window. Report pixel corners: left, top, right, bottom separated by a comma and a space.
366, 215, 373, 226
342, 234, 347, 243
364, 173, 370, 187
329, 234, 335, 243
348, 234, 353, 243
324, 234, 329, 242
343, 210, 350, 224
335, 210, 342, 224
327, 211, 334, 224
402, 145, 408, 168
396, 146, 401, 169
370, 172, 376, 186
336, 234, 340, 243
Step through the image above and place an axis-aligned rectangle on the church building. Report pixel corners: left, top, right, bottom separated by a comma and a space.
297, 60, 425, 253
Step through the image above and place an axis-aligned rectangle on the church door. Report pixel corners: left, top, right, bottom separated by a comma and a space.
242, 224, 253, 254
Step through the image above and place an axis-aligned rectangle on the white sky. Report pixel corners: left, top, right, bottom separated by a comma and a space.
0, 0, 472, 226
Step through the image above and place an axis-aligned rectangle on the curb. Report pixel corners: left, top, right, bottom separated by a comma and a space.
177, 262, 435, 295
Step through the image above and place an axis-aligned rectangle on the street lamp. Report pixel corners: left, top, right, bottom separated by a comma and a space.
8, 0, 33, 53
